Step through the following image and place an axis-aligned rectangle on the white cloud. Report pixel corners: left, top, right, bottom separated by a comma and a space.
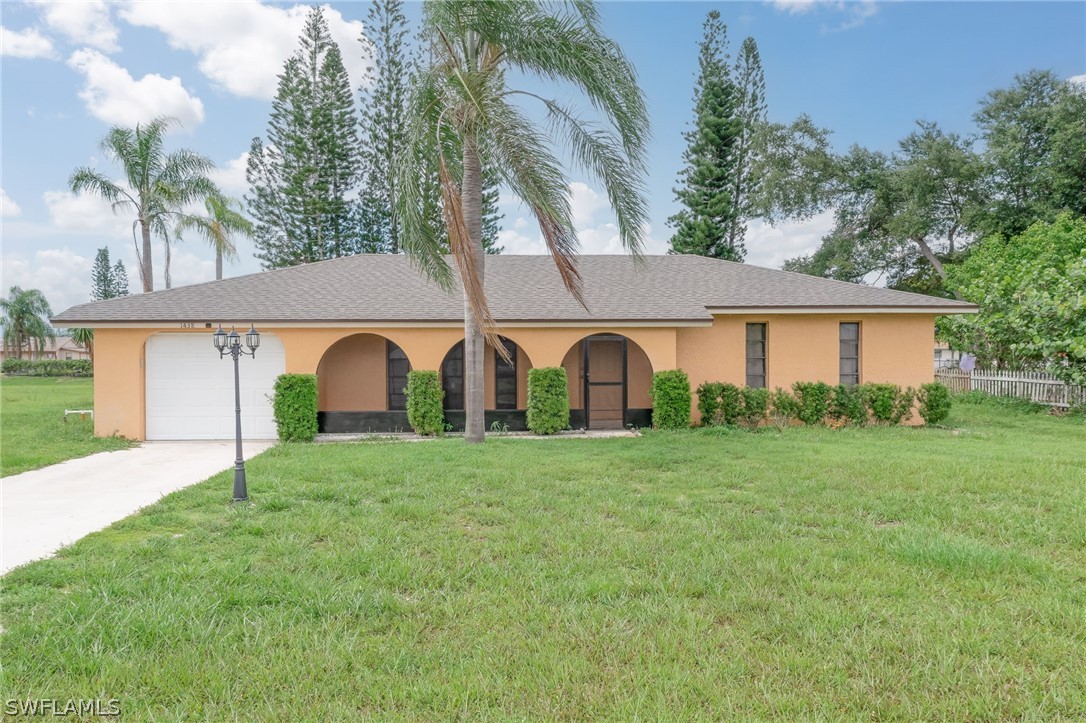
744, 211, 836, 269
569, 181, 605, 226
1, 188, 23, 217
209, 152, 251, 197
67, 49, 205, 129
30, 0, 119, 53
0, 248, 93, 315
0, 25, 57, 59
498, 181, 666, 256
770, 0, 878, 30
1069, 74, 1086, 88
118, 2, 369, 100
43, 188, 133, 235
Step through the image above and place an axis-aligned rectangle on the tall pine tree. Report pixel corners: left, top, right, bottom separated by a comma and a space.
727, 37, 767, 254
669, 11, 743, 260
90, 248, 114, 301
112, 259, 129, 296
358, 0, 409, 254
246, 7, 363, 268
90, 248, 129, 300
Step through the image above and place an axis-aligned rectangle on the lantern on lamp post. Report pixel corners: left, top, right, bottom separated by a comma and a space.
213, 323, 260, 502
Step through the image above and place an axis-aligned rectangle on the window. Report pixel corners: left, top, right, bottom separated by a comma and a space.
494, 339, 518, 409
745, 323, 766, 388
441, 341, 464, 410
840, 322, 860, 386
387, 341, 410, 411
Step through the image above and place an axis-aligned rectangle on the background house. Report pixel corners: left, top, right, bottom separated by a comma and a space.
0, 335, 91, 362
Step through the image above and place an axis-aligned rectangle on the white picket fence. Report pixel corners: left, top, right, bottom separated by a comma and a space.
935, 367, 1086, 408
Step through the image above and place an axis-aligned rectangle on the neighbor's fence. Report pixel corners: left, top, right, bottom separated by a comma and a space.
935, 367, 1086, 408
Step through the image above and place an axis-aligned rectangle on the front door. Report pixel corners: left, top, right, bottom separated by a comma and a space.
584, 336, 626, 429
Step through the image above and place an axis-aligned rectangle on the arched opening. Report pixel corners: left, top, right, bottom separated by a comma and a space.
439, 336, 533, 430
316, 333, 412, 433
561, 334, 653, 430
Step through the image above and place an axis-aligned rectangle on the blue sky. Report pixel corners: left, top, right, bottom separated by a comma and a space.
2, 1, 1083, 313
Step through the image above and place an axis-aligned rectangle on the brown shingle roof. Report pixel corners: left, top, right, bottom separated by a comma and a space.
51, 254, 977, 324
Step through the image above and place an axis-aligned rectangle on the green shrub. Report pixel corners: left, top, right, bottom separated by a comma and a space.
650, 370, 691, 429
892, 386, 917, 425
405, 370, 444, 436
954, 389, 1046, 413
1, 358, 92, 377
739, 387, 769, 428
861, 383, 900, 424
695, 382, 724, 426
918, 382, 952, 425
719, 383, 743, 425
272, 374, 318, 442
527, 367, 569, 434
768, 387, 798, 427
830, 384, 867, 426
791, 381, 833, 425
860, 383, 915, 425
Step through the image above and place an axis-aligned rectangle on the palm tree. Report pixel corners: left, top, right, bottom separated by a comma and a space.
70, 116, 216, 292
69, 327, 94, 365
175, 194, 254, 280
397, 0, 650, 443
1, 286, 55, 360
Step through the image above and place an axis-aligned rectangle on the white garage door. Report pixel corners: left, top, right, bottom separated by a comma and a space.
145, 332, 286, 440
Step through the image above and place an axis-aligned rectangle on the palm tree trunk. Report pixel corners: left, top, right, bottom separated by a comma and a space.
140, 220, 154, 292
164, 239, 172, 290
462, 139, 486, 444
216, 247, 223, 281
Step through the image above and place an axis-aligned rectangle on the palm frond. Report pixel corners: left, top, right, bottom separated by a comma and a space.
480, 4, 650, 167
517, 93, 648, 255
396, 66, 456, 289
483, 96, 585, 305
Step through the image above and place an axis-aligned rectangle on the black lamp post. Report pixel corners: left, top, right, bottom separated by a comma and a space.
213, 323, 260, 502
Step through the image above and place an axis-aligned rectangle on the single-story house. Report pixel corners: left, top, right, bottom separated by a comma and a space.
51, 254, 977, 440
0, 335, 91, 361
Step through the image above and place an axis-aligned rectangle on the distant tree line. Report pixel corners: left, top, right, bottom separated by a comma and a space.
762, 70, 1085, 296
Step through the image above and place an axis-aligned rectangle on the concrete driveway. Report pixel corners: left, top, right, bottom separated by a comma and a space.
1, 441, 274, 574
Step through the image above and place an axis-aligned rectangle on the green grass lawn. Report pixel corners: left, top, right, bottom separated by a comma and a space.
2, 402, 1084, 719
0, 376, 131, 476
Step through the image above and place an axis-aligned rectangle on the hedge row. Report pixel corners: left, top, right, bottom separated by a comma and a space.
1, 358, 92, 377
696, 382, 769, 428
696, 380, 953, 427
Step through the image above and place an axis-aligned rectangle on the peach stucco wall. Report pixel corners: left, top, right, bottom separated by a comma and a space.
92, 315, 935, 439
677, 314, 935, 423
317, 333, 390, 411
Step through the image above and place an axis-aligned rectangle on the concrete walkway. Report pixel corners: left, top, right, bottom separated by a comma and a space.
1, 441, 274, 575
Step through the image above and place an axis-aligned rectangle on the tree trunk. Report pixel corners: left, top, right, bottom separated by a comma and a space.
216, 247, 223, 281
913, 235, 946, 279
164, 239, 172, 290
140, 220, 154, 292
462, 139, 486, 444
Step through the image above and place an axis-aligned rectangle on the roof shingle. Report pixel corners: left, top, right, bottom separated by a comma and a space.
51, 254, 976, 324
